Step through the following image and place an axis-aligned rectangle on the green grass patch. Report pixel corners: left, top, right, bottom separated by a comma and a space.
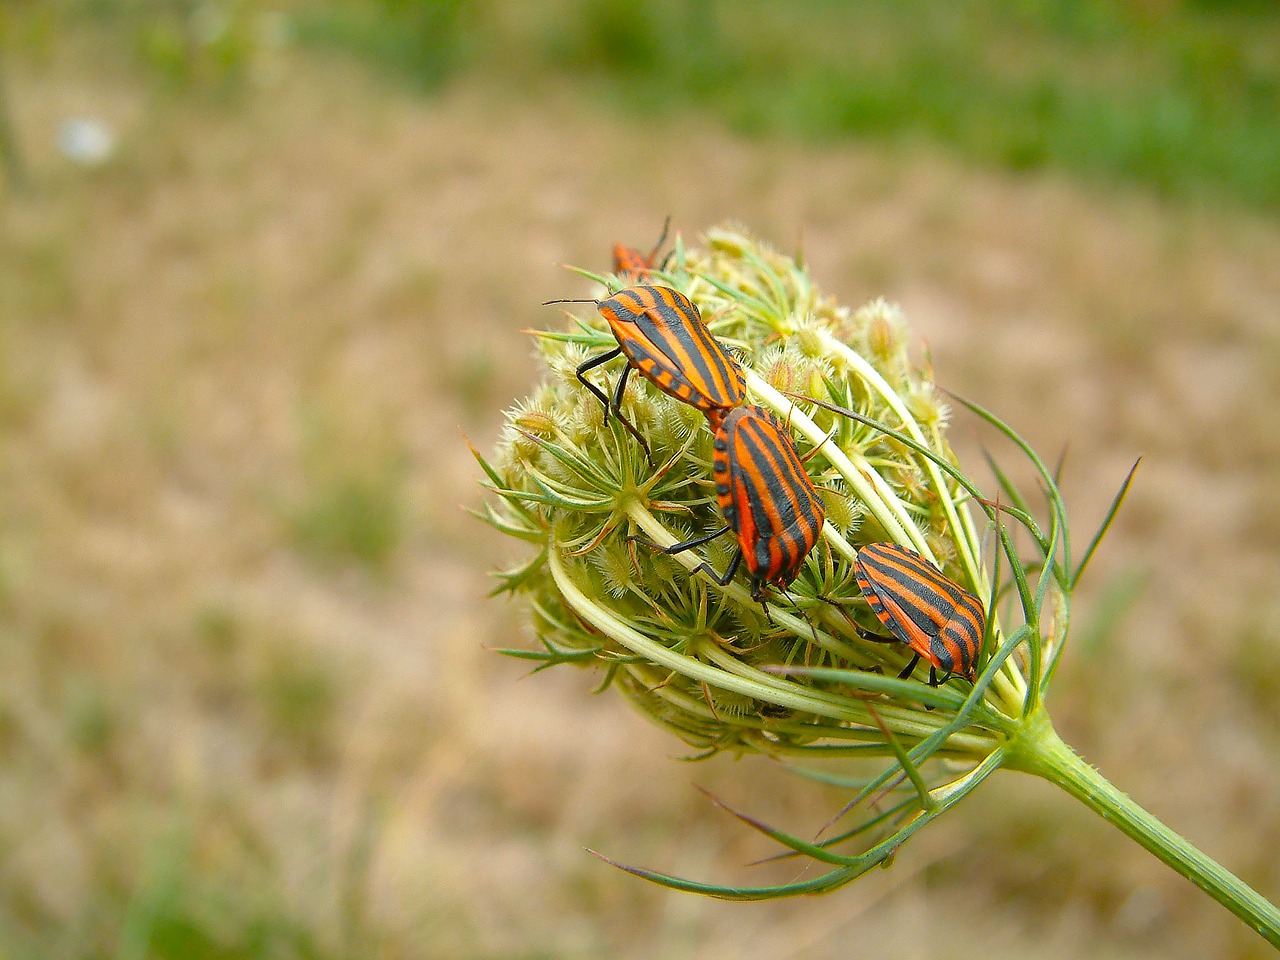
283, 404, 408, 573
290, 0, 475, 92
287, 472, 406, 571
290, 0, 1280, 210
255, 637, 341, 762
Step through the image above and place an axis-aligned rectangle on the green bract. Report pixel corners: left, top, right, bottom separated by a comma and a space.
473, 226, 1280, 947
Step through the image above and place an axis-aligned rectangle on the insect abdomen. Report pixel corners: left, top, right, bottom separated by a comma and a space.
715, 405, 825, 591
853, 542, 984, 680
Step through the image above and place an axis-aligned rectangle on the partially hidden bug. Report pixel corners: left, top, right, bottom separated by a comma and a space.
853, 542, 985, 685
648, 405, 826, 602
611, 216, 671, 281
543, 284, 747, 459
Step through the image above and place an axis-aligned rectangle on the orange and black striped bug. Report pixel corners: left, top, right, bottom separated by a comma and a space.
643, 405, 826, 603
611, 216, 671, 281
852, 542, 985, 686
543, 284, 747, 460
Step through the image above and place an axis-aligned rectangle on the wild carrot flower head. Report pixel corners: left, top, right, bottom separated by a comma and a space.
474, 225, 1122, 896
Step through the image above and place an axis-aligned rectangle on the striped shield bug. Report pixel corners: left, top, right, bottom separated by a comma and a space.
543, 285, 747, 459
853, 542, 985, 685
612, 216, 671, 281
646, 405, 826, 603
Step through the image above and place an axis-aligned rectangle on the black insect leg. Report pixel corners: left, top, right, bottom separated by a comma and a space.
697, 547, 743, 587
609, 363, 653, 465
853, 627, 899, 645
848, 625, 924, 682
629, 525, 726, 554
908, 655, 938, 709
897, 652, 921, 681
576, 347, 621, 409
649, 215, 672, 268
576, 348, 652, 464
632, 528, 742, 589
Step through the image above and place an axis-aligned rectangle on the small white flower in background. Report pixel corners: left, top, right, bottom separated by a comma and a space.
58, 119, 116, 166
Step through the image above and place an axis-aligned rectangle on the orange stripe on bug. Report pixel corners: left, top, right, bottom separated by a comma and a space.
852, 542, 985, 685
635, 405, 825, 604
611, 216, 671, 281
543, 284, 746, 460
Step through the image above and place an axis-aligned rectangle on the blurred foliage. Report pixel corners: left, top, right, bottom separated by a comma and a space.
286, 471, 406, 571
292, 0, 473, 92
288, 0, 1278, 210
1, 2, 1278, 955
1231, 601, 1280, 732
10, 0, 280, 98
281, 402, 409, 573
32, 824, 337, 960
11, 0, 1278, 206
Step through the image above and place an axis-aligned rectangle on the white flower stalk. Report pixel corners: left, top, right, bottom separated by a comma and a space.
473, 225, 1280, 945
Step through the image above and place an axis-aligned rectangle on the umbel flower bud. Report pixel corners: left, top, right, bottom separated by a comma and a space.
471, 224, 1280, 950
474, 224, 1054, 890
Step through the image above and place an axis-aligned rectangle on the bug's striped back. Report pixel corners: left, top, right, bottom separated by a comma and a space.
598, 285, 745, 425
853, 542, 984, 681
713, 405, 825, 595
611, 218, 669, 281
611, 242, 654, 279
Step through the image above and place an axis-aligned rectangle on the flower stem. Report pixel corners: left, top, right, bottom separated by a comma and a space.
1004, 711, 1280, 949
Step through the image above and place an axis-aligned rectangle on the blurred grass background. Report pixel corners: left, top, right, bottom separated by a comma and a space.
1, 1, 1279, 958
296, 0, 1280, 207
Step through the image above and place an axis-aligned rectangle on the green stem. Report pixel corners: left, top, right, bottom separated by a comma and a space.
1005, 711, 1280, 950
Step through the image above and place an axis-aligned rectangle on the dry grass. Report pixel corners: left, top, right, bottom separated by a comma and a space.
2, 27, 1279, 960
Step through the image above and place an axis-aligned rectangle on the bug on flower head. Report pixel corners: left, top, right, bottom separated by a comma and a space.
543, 285, 747, 460
853, 542, 985, 685
611, 216, 671, 281
648, 405, 825, 602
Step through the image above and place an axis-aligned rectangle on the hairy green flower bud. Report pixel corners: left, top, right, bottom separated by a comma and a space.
474, 225, 1077, 896
471, 229, 1280, 943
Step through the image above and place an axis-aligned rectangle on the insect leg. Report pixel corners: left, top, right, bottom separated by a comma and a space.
928, 666, 958, 688
629, 529, 742, 589
630, 525, 732, 556
854, 627, 900, 645
695, 547, 743, 587
648, 215, 671, 265
577, 348, 652, 464
576, 347, 622, 410
609, 363, 654, 464
897, 652, 921, 681
610, 361, 631, 412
